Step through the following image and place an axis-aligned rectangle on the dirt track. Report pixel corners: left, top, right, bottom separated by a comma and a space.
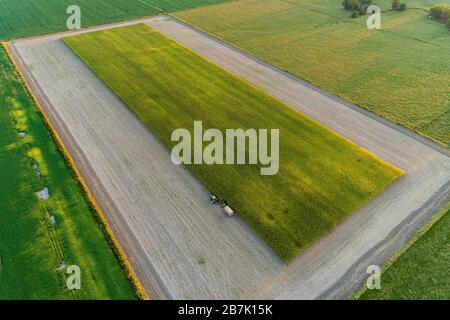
9, 16, 450, 299
9, 40, 282, 299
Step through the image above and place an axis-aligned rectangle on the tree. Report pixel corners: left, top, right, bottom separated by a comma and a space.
392, 0, 407, 11
430, 3, 450, 21
392, 0, 401, 10
429, 3, 450, 31
343, 0, 372, 15
343, 0, 361, 11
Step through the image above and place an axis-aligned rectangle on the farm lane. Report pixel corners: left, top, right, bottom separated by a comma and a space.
9, 40, 282, 300
144, 16, 450, 299
9, 15, 450, 299
146, 16, 450, 169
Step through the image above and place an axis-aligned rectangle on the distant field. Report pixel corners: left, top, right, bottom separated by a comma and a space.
175, 0, 450, 147
0, 0, 230, 40
64, 24, 401, 262
360, 206, 450, 299
0, 46, 134, 299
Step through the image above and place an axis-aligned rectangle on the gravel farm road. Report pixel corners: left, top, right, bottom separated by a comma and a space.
8, 15, 450, 299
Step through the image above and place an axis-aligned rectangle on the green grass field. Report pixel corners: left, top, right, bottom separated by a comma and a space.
175, 0, 450, 147
0, 0, 230, 40
359, 206, 450, 299
64, 24, 401, 262
0, 46, 135, 299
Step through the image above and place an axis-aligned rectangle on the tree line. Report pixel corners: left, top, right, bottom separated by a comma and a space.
342, 0, 407, 18
342, 0, 449, 30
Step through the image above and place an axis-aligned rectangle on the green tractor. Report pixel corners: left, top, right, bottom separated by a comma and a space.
209, 193, 219, 205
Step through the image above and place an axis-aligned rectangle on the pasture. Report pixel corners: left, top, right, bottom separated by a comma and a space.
0, 0, 230, 40
360, 205, 450, 299
0, 46, 134, 299
175, 0, 450, 147
64, 24, 402, 262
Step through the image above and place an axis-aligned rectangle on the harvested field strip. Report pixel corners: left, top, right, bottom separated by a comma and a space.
11, 39, 283, 299
175, 0, 450, 147
0, 0, 232, 40
0, 45, 135, 299
65, 24, 402, 262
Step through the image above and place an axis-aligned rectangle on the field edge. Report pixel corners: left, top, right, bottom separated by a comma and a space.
351, 200, 450, 300
1, 1, 236, 41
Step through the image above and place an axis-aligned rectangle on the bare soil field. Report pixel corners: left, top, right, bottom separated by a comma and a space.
8, 16, 450, 299
64, 24, 401, 263
9, 40, 282, 299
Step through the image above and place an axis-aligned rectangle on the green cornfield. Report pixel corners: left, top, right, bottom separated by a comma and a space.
65, 24, 402, 262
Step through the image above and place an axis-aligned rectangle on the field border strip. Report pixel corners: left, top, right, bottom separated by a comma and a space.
1, 41, 150, 301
